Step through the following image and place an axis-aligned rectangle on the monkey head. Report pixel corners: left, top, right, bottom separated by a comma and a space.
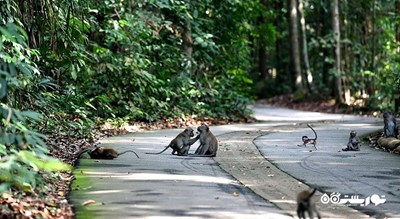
197, 124, 210, 133
383, 111, 389, 119
184, 127, 195, 137
350, 130, 357, 138
88, 147, 103, 158
301, 136, 309, 142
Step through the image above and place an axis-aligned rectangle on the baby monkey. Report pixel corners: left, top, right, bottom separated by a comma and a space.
342, 130, 360, 151
297, 188, 321, 219
298, 124, 318, 150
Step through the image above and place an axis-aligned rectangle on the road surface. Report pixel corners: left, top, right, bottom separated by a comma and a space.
70, 105, 400, 218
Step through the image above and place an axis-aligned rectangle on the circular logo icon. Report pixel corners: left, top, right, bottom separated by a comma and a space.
320, 193, 330, 204
330, 193, 341, 204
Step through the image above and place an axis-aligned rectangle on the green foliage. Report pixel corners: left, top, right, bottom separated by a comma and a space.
0, 22, 70, 193
1, 0, 255, 162
0, 149, 71, 192
60, 0, 255, 122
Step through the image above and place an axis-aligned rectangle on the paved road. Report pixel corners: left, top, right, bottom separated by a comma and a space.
72, 128, 292, 219
251, 106, 400, 218
70, 105, 400, 218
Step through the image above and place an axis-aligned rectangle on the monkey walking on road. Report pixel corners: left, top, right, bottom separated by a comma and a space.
146, 127, 198, 156
298, 124, 318, 151
297, 188, 321, 219
189, 124, 218, 157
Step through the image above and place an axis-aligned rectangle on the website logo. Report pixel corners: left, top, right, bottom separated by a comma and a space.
320, 193, 386, 206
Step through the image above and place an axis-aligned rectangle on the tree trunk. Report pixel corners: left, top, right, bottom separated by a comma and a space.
182, 17, 194, 76
182, 19, 193, 59
288, 0, 302, 91
368, 0, 376, 97
258, 42, 268, 78
342, 0, 350, 105
395, 1, 400, 113
274, 0, 287, 87
319, 0, 331, 89
258, 0, 269, 79
332, 0, 343, 104
298, 0, 312, 94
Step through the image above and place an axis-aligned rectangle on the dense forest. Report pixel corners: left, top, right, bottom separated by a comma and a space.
1, 0, 399, 217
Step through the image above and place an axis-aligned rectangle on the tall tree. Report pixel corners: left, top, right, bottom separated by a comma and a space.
395, 0, 400, 112
332, 0, 343, 103
298, 0, 313, 93
182, 19, 193, 60
368, 0, 376, 97
341, 0, 351, 105
257, 0, 269, 79
288, 0, 303, 91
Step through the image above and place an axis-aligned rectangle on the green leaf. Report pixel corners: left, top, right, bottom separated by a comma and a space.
18, 151, 71, 172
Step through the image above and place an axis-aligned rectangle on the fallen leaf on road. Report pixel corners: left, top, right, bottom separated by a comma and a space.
82, 200, 96, 206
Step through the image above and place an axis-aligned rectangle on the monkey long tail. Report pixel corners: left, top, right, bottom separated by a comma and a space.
188, 154, 216, 157
307, 188, 317, 199
118, 150, 140, 158
75, 148, 89, 159
307, 124, 317, 140
145, 146, 170, 155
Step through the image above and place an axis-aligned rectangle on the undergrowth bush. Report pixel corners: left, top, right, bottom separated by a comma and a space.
0, 22, 70, 193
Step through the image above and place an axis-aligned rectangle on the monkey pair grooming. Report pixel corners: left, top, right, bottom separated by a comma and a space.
298, 124, 318, 150
297, 188, 321, 219
145, 127, 199, 156
77, 147, 139, 160
146, 125, 218, 157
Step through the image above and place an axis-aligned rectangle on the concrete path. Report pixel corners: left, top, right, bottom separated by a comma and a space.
70, 105, 400, 218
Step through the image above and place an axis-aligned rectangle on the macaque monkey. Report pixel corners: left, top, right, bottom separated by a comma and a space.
298, 124, 318, 150
78, 147, 139, 160
297, 188, 321, 219
383, 111, 398, 137
146, 127, 198, 156
190, 124, 218, 157
342, 130, 360, 151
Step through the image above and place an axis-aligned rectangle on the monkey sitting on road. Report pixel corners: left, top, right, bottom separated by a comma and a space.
77, 147, 140, 160
298, 124, 318, 151
383, 111, 398, 138
146, 127, 198, 156
342, 130, 360, 151
190, 124, 218, 157
297, 188, 321, 219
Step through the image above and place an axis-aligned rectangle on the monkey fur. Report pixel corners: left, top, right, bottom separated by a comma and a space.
297, 188, 321, 219
342, 130, 360, 151
77, 147, 139, 160
298, 124, 318, 151
190, 124, 218, 157
383, 111, 398, 138
146, 127, 198, 156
